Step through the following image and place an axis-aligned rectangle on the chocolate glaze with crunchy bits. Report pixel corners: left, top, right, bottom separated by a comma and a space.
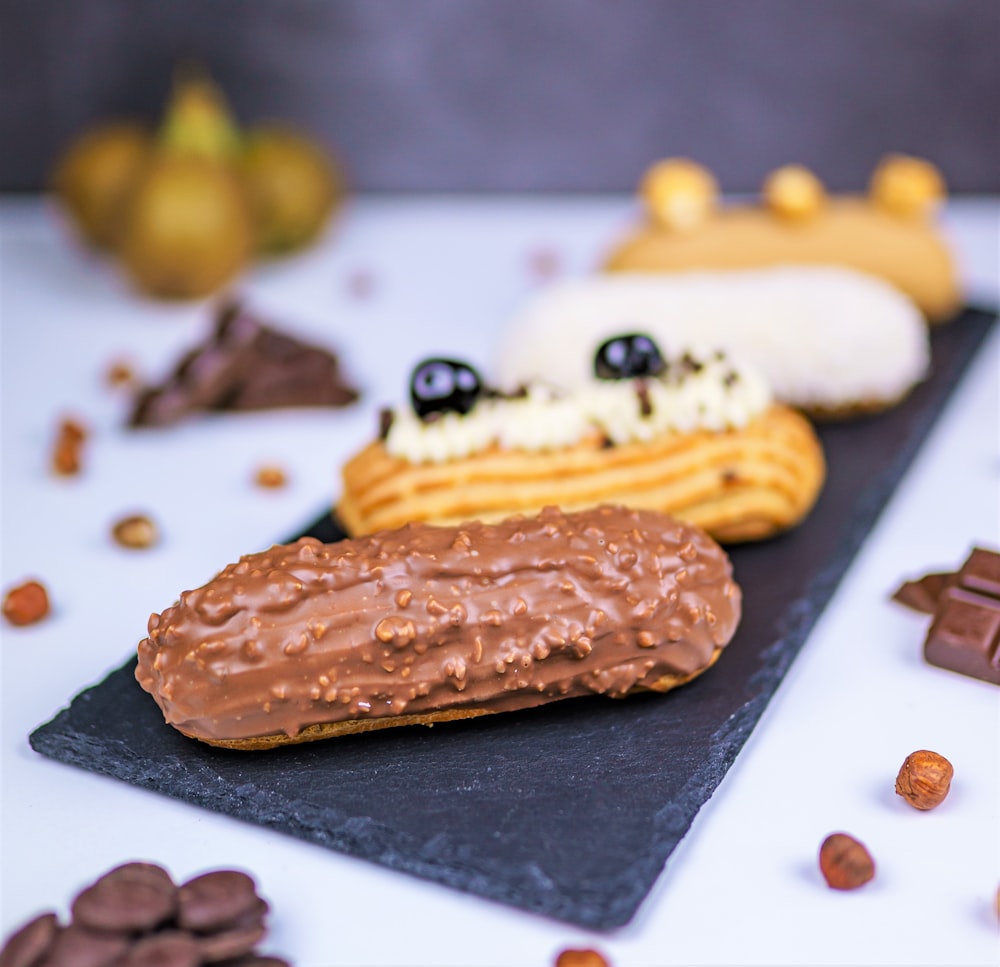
136, 505, 741, 747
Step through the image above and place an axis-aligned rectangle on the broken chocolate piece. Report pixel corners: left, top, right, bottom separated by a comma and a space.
926, 585, 1000, 684
891, 571, 954, 614
959, 546, 1000, 598
893, 547, 1000, 685
129, 302, 358, 427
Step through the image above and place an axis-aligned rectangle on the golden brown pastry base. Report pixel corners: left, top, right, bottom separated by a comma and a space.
604, 198, 960, 323
181, 649, 723, 750
339, 404, 824, 543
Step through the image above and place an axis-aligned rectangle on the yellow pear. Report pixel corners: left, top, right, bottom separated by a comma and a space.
116, 69, 255, 299
117, 156, 253, 299
159, 67, 242, 162
240, 126, 343, 253
52, 122, 151, 249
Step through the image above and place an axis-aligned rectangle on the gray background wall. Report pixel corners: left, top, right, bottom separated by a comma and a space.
2, 0, 998, 194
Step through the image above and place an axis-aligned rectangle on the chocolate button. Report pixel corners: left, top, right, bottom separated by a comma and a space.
71, 865, 176, 934
120, 933, 201, 967
0, 912, 59, 967
37, 925, 129, 967
102, 863, 175, 893
211, 958, 290, 967
193, 908, 267, 962
177, 872, 260, 933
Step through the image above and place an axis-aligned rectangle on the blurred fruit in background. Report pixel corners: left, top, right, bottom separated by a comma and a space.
241, 128, 341, 254
51, 68, 344, 300
52, 122, 152, 249
118, 155, 254, 299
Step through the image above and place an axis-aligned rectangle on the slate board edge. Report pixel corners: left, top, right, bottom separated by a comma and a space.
631, 305, 999, 921
28, 307, 998, 931
30, 665, 664, 927
29, 687, 638, 926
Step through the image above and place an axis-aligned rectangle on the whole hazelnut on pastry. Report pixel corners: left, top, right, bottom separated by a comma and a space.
870, 154, 946, 218
763, 164, 827, 221
640, 157, 718, 231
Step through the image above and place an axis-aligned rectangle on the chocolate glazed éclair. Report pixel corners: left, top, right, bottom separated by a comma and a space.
136, 505, 742, 748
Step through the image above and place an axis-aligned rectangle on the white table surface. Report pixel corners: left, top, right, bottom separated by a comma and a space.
1, 195, 998, 967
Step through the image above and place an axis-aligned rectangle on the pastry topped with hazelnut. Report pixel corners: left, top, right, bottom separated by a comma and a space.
338, 336, 825, 543
606, 155, 960, 322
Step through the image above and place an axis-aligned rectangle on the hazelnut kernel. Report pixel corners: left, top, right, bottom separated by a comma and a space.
112, 514, 159, 550
818, 832, 875, 890
555, 949, 610, 967
51, 417, 88, 476
895, 749, 953, 810
254, 465, 287, 489
3, 580, 51, 626
104, 359, 137, 388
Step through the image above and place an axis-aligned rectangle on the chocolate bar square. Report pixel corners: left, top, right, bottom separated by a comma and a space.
925, 586, 1000, 685
960, 546, 1000, 599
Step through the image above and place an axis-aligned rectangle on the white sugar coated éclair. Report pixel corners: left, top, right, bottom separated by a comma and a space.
493, 266, 931, 416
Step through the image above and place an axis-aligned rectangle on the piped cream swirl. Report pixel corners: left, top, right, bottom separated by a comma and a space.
385, 352, 772, 464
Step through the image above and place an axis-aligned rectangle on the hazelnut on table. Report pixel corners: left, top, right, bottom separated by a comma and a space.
51, 416, 89, 476
818, 832, 875, 890
254, 465, 288, 489
2, 579, 51, 626
895, 750, 954, 810
555, 948, 611, 967
111, 514, 159, 549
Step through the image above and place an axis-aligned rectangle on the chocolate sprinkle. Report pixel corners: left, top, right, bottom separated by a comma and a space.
378, 407, 394, 440
635, 381, 653, 417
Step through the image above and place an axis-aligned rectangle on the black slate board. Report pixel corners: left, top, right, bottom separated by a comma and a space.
31, 308, 997, 929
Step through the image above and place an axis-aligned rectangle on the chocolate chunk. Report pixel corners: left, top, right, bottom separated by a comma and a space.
0, 912, 59, 967
119, 933, 200, 967
37, 925, 130, 967
895, 547, 1000, 685
960, 546, 1000, 598
224, 329, 357, 410
130, 305, 260, 427
892, 571, 954, 614
129, 302, 358, 428
177, 872, 262, 933
925, 586, 1000, 684
71, 864, 176, 935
